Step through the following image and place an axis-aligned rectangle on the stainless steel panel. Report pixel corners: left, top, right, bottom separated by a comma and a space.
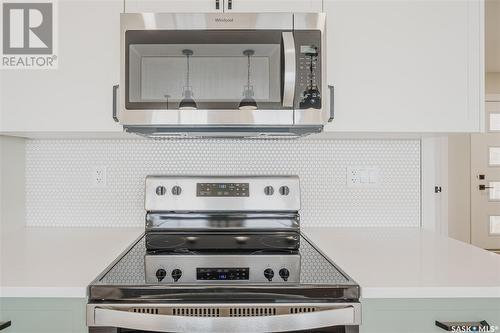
121, 13, 293, 31
293, 13, 327, 31
145, 176, 300, 212
145, 254, 300, 284
146, 213, 300, 231
282, 32, 296, 108
295, 109, 328, 124
123, 125, 322, 138
119, 109, 294, 126
87, 302, 361, 332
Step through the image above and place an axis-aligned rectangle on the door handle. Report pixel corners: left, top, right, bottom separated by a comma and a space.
282, 32, 296, 108
112, 85, 119, 123
0, 321, 11, 331
328, 85, 334, 122
479, 184, 494, 190
91, 305, 359, 332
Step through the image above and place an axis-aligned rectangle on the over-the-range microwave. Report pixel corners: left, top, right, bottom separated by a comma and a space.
115, 13, 331, 138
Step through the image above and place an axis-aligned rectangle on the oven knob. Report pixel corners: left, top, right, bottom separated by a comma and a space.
264, 268, 274, 282
279, 186, 290, 196
279, 268, 290, 281
171, 269, 182, 282
156, 269, 167, 282
171, 186, 182, 196
264, 186, 274, 196
155, 186, 166, 196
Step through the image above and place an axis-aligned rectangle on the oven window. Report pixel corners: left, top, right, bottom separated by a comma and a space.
126, 30, 286, 110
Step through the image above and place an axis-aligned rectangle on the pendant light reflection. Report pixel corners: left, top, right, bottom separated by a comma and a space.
179, 49, 197, 110
239, 49, 258, 110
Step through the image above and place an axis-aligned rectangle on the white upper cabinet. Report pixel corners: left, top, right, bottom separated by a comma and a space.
0, 0, 123, 133
224, 0, 322, 12
125, 0, 223, 13
125, 0, 322, 13
324, 0, 484, 132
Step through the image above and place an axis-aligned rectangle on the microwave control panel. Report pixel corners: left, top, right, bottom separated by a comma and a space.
294, 30, 322, 110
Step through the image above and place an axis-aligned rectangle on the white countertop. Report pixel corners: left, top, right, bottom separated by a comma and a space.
1, 226, 499, 298
0, 225, 143, 298
302, 227, 500, 298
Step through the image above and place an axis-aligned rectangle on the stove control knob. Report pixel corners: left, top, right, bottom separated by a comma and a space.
279, 268, 290, 281
279, 186, 290, 196
171, 186, 182, 196
156, 269, 167, 282
171, 269, 182, 282
264, 186, 274, 196
155, 186, 166, 196
264, 268, 274, 282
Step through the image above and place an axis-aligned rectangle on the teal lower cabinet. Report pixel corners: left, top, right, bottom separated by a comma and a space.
360, 298, 500, 333
0, 298, 87, 333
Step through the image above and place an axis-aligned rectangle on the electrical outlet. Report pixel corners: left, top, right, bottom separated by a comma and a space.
92, 166, 107, 188
346, 166, 380, 188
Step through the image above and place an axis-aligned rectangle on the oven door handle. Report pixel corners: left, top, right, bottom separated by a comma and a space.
282, 31, 296, 108
92, 305, 360, 333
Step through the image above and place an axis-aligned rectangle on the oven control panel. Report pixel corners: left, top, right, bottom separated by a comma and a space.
145, 254, 300, 284
145, 176, 300, 212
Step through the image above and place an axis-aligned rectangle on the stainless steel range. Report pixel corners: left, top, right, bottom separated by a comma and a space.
87, 176, 361, 333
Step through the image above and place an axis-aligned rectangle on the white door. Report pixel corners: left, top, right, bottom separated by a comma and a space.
324, 0, 483, 132
124, 0, 223, 13
471, 101, 500, 250
0, 0, 123, 133
224, 0, 321, 12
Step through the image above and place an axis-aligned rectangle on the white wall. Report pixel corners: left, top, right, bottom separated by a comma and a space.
486, 72, 500, 95
447, 134, 471, 243
0, 136, 26, 295
24, 139, 421, 228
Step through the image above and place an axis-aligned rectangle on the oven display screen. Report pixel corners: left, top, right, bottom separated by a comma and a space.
197, 268, 249, 280
197, 183, 249, 197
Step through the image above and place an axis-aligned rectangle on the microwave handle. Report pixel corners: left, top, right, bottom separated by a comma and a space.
112, 84, 119, 123
328, 85, 335, 122
282, 32, 296, 108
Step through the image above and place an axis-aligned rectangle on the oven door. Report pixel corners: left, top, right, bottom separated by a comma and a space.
119, 13, 296, 127
87, 303, 360, 333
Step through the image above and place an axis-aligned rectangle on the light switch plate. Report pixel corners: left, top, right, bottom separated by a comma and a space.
346, 166, 380, 188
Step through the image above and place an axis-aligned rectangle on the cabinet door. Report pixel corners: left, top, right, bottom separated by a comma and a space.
0, 298, 87, 333
361, 298, 500, 333
325, 0, 483, 132
225, 0, 322, 13
0, 0, 122, 133
125, 0, 222, 13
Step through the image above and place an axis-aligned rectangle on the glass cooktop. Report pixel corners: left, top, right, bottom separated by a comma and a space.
93, 235, 355, 286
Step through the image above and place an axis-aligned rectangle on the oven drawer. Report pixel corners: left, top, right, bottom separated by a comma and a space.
87, 303, 361, 333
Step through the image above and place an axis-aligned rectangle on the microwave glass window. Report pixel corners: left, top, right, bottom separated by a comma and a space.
129, 44, 279, 105
125, 31, 287, 110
